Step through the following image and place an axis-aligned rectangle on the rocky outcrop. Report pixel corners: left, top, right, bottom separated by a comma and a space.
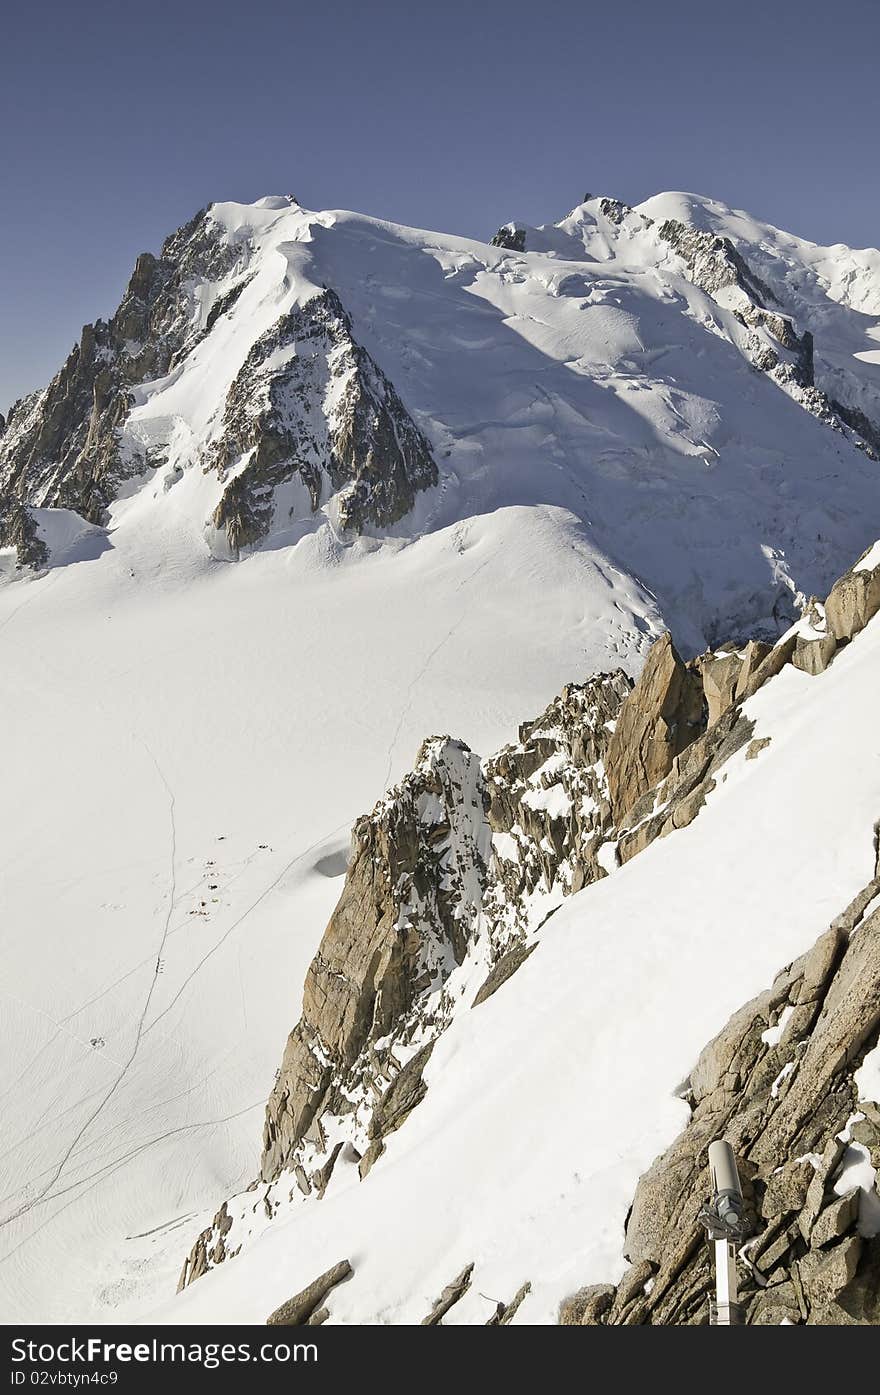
559, 1283, 616, 1325
561, 871, 880, 1324
258, 677, 636, 1194
178, 543, 880, 1295
605, 633, 703, 824
180, 671, 647, 1284
698, 649, 745, 726
655, 217, 879, 459
832, 401, 880, 460
737, 633, 797, 700
793, 630, 837, 675
596, 197, 633, 226
482, 671, 632, 918
420, 1264, 474, 1324
614, 700, 756, 865
260, 736, 490, 1182
490, 224, 526, 252
265, 1260, 352, 1325
210, 289, 437, 551
472, 942, 537, 1006
1, 220, 437, 562
657, 218, 776, 307
177, 1202, 237, 1291
175, 640, 730, 1287
0, 210, 243, 547
485, 1281, 531, 1325
657, 216, 815, 392
824, 548, 880, 644
0, 497, 48, 569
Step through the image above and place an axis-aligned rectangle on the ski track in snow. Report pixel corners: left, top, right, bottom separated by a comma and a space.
0, 743, 177, 1227
57, 846, 267, 1028
0, 1102, 263, 1274
140, 815, 357, 1040
1, 540, 492, 1237
0, 1053, 244, 1205
380, 552, 493, 790
0, 571, 59, 636
0, 640, 368, 1294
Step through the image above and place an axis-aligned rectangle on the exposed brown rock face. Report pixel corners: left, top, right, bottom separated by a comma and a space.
657, 219, 776, 307
561, 877, 880, 1325
261, 736, 490, 1183
177, 1202, 236, 1292
483, 671, 632, 910
182, 640, 726, 1288
420, 1264, 474, 1325
180, 673, 642, 1286
699, 650, 745, 727
259, 677, 636, 1191
824, 551, 880, 644
793, 632, 837, 674
472, 942, 537, 1007
485, 1280, 531, 1325
614, 701, 756, 866
559, 1283, 616, 1325
733, 639, 772, 700
265, 1260, 352, 1325
605, 632, 704, 825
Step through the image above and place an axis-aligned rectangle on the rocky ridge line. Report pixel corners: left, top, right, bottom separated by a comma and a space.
560, 863, 880, 1325
209, 288, 437, 552
176, 543, 880, 1298
0, 215, 438, 565
654, 216, 880, 459
500, 196, 880, 459
0, 210, 245, 559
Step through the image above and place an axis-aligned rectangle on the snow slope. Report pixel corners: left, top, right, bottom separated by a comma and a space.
1, 190, 880, 1323
0, 499, 644, 1323
154, 599, 880, 1326
637, 191, 880, 424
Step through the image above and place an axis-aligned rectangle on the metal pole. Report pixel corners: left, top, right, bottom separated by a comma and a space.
699, 1140, 746, 1326
713, 1238, 739, 1326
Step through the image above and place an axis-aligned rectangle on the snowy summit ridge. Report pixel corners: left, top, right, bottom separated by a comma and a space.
3, 189, 880, 650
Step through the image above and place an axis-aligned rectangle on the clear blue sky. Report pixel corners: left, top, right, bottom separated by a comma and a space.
2, 0, 878, 412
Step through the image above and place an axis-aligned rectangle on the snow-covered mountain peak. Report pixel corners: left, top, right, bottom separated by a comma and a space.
251, 193, 301, 210
638, 188, 880, 317
492, 194, 655, 262
2, 187, 880, 652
